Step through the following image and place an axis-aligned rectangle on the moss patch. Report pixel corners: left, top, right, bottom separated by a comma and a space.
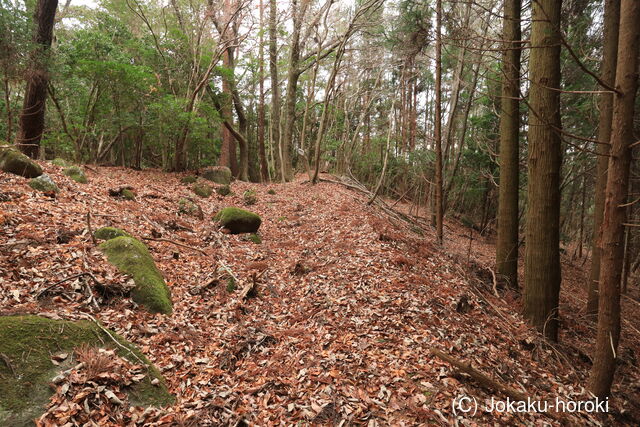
0, 148, 42, 178
50, 158, 69, 167
178, 198, 203, 218
100, 237, 172, 314
192, 181, 212, 198
243, 189, 257, 205
214, 207, 261, 234
28, 174, 59, 193
0, 315, 173, 426
180, 175, 197, 184
94, 227, 131, 241
216, 184, 231, 196
267, 189, 276, 195
244, 233, 262, 244
63, 166, 87, 184
121, 188, 135, 200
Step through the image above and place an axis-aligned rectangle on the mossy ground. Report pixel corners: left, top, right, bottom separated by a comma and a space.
192, 181, 213, 198
243, 189, 257, 205
214, 207, 262, 234
94, 227, 131, 240
121, 189, 135, 200
216, 184, 231, 196
100, 237, 172, 314
180, 175, 197, 184
50, 158, 70, 167
0, 315, 173, 426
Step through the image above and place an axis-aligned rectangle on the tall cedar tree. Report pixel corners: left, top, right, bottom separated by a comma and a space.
588, 0, 640, 398
268, 0, 281, 180
523, 0, 562, 341
587, 0, 620, 316
16, 0, 58, 158
433, 0, 443, 244
495, 0, 521, 287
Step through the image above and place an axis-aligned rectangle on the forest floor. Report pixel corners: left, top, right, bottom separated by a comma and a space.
1, 163, 639, 426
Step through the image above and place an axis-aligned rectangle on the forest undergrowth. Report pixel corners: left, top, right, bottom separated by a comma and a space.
1, 162, 639, 426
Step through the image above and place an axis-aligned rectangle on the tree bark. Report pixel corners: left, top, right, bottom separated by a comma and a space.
523, 0, 562, 341
588, 0, 639, 398
268, 0, 281, 180
16, 0, 58, 158
434, 0, 443, 244
257, 0, 269, 181
495, 0, 521, 288
586, 0, 621, 316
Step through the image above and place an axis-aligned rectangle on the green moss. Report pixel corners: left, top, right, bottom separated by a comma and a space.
0, 148, 42, 178
100, 237, 172, 314
216, 184, 231, 196
62, 166, 87, 184
247, 233, 262, 244
226, 277, 236, 293
50, 158, 69, 167
28, 174, 59, 193
180, 175, 197, 184
94, 227, 130, 241
243, 189, 257, 205
213, 207, 262, 234
192, 181, 212, 198
0, 315, 173, 426
121, 189, 135, 200
267, 189, 276, 195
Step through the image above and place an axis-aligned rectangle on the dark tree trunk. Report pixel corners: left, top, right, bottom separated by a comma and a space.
587, 0, 621, 316
495, 0, 522, 288
523, 0, 562, 341
16, 0, 58, 158
433, 0, 443, 244
258, 0, 269, 181
268, 0, 281, 180
588, 0, 640, 398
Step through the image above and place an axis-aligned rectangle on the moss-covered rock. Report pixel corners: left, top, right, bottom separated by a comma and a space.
178, 198, 203, 218
214, 207, 261, 234
50, 158, 70, 167
180, 175, 197, 184
0, 148, 42, 178
62, 166, 87, 184
243, 189, 257, 205
192, 181, 212, 198
247, 233, 262, 244
216, 184, 231, 196
100, 237, 172, 314
94, 227, 131, 241
0, 315, 173, 426
267, 189, 276, 195
121, 188, 135, 200
201, 166, 232, 185
28, 174, 59, 193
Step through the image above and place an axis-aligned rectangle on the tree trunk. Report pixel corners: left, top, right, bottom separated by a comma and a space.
434, 0, 443, 244
523, 0, 562, 341
587, 0, 621, 316
257, 0, 269, 182
588, 0, 639, 398
268, 0, 281, 180
495, 0, 521, 288
16, 0, 58, 158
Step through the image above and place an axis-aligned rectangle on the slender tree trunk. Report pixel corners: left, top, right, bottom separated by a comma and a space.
3, 77, 11, 142
258, 0, 268, 182
587, 0, 621, 316
495, 0, 522, 288
588, 0, 639, 397
268, 0, 281, 180
16, 0, 58, 158
523, 0, 562, 341
434, 0, 443, 244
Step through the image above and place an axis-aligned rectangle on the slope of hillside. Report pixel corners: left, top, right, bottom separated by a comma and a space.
1, 163, 638, 425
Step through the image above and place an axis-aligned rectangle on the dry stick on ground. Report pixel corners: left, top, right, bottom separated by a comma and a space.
86, 211, 97, 245
429, 348, 570, 425
141, 236, 208, 255
36, 272, 97, 298
80, 313, 147, 367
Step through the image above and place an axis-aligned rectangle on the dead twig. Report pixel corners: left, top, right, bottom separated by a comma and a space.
86, 211, 97, 246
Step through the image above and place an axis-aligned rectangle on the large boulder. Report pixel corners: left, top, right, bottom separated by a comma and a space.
63, 166, 87, 183
28, 174, 59, 193
201, 166, 232, 185
214, 207, 262, 234
100, 237, 172, 314
0, 148, 42, 178
0, 315, 173, 426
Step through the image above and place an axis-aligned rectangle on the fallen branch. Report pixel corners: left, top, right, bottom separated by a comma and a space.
141, 237, 208, 255
86, 211, 97, 246
80, 313, 147, 367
